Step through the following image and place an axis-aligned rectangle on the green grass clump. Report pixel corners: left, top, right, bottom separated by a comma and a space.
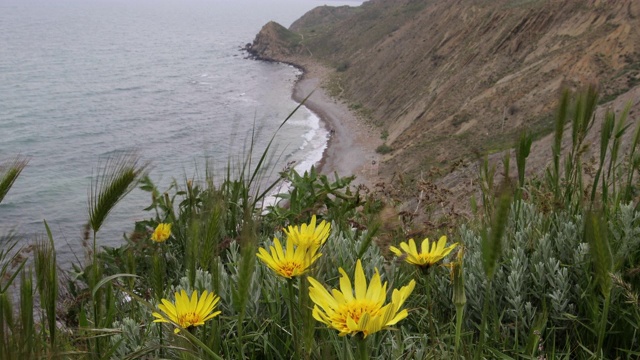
376, 143, 393, 154
336, 61, 349, 72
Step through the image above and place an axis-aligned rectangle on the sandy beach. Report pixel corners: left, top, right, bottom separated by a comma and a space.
290, 62, 383, 187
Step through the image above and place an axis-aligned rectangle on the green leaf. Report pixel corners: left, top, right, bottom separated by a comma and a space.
92, 274, 140, 298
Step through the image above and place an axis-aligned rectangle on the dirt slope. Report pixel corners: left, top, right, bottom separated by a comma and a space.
247, 0, 640, 211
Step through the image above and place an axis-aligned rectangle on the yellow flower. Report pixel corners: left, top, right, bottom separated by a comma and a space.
389, 236, 458, 268
308, 259, 415, 337
152, 289, 221, 333
151, 223, 172, 243
284, 215, 331, 250
257, 237, 321, 279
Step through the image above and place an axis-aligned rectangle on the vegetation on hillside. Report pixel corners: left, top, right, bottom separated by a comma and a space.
250, 0, 640, 186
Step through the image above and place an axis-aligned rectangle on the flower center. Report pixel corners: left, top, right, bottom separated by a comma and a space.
418, 253, 442, 265
178, 312, 201, 328
278, 261, 303, 277
332, 300, 380, 331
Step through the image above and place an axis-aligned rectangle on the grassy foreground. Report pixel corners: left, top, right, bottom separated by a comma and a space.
0, 88, 639, 359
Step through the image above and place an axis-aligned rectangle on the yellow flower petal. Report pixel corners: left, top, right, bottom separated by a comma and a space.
435, 235, 447, 253
308, 276, 338, 311
386, 309, 409, 326
389, 235, 459, 268
284, 215, 331, 250
388, 246, 403, 256
153, 289, 221, 333
151, 223, 172, 243
354, 260, 367, 300
307, 259, 415, 337
338, 267, 354, 301
365, 269, 382, 302
421, 238, 430, 255
257, 237, 320, 279
408, 239, 418, 255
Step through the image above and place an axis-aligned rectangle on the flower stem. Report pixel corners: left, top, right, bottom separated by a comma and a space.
355, 333, 369, 360
596, 292, 611, 355
420, 268, 437, 345
179, 326, 224, 360
158, 322, 164, 359
287, 279, 301, 359
155, 243, 166, 360
298, 276, 313, 360
92, 230, 101, 356
476, 279, 493, 360
454, 303, 464, 354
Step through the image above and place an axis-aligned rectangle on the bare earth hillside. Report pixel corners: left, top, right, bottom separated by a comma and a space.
247, 0, 640, 214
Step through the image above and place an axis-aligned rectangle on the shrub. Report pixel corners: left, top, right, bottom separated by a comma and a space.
376, 143, 393, 154
336, 61, 349, 72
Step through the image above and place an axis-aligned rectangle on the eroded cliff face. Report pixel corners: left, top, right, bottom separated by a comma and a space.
248, 0, 640, 181
246, 21, 302, 62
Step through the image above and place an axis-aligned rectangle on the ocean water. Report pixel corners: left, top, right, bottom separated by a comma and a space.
0, 0, 362, 264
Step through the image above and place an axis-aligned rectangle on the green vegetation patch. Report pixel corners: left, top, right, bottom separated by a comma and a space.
376, 143, 393, 154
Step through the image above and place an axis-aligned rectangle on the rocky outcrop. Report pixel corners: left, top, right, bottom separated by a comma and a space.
245, 21, 303, 62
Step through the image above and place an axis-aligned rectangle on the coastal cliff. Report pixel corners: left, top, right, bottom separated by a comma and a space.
245, 21, 303, 62
248, 0, 640, 194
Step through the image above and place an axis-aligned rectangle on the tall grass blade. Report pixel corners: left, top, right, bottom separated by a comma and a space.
548, 90, 569, 200
623, 104, 640, 203
88, 152, 147, 233
590, 109, 615, 205
91, 274, 139, 298
19, 270, 34, 358
0, 156, 28, 204
251, 92, 314, 205
232, 210, 257, 357
482, 192, 511, 280
585, 211, 613, 355
571, 85, 597, 149
585, 211, 613, 297
525, 312, 547, 357
451, 248, 466, 353
35, 220, 59, 348
479, 155, 496, 219
0, 236, 26, 294
177, 328, 225, 360
606, 103, 630, 205
187, 220, 199, 288
0, 293, 8, 359
515, 131, 532, 191
560, 87, 590, 209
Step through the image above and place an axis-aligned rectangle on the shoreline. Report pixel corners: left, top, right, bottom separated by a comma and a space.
288, 61, 382, 187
